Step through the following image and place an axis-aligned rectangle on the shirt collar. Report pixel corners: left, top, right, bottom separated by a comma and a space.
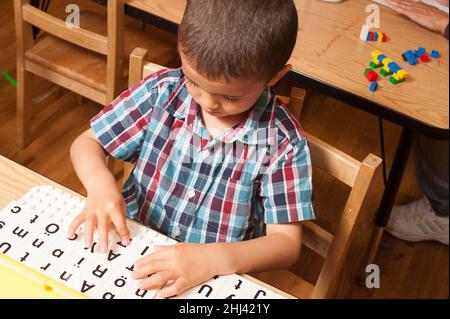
223, 87, 276, 145
172, 72, 276, 146
172, 76, 193, 121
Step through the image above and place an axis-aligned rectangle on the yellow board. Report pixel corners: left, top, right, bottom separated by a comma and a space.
0, 253, 87, 299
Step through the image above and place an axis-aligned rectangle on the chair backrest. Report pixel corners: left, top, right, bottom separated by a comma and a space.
127, 48, 383, 298
13, 0, 124, 104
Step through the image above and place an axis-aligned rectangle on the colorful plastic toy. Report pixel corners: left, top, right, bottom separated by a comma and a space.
369, 82, 378, 92
360, 26, 388, 42
420, 54, 429, 62
380, 68, 393, 77
403, 50, 418, 65
370, 50, 407, 86
430, 50, 440, 59
412, 47, 426, 58
366, 70, 378, 82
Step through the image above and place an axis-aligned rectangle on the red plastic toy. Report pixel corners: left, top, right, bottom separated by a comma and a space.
366, 70, 378, 82
420, 54, 429, 62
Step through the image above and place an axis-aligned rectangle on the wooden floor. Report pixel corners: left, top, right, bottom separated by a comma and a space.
0, 0, 448, 298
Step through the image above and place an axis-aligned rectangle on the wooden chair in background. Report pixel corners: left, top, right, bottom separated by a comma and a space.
125, 47, 382, 298
13, 0, 179, 148
277, 87, 307, 121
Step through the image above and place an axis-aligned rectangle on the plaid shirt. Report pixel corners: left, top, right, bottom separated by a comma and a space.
91, 68, 315, 243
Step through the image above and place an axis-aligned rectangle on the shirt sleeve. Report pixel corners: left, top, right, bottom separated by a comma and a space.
259, 137, 315, 224
90, 75, 160, 162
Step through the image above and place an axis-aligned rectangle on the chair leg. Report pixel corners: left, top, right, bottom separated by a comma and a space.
16, 69, 33, 148
288, 87, 307, 121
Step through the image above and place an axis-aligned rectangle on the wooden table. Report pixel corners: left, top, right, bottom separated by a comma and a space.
0, 156, 83, 208
0, 155, 293, 299
118, 0, 449, 135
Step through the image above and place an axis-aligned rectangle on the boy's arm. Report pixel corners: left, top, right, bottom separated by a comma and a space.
133, 222, 302, 297
212, 222, 302, 274
70, 128, 113, 191
68, 128, 130, 250
69, 72, 163, 251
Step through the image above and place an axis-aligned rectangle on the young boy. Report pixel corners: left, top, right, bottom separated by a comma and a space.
68, 0, 315, 297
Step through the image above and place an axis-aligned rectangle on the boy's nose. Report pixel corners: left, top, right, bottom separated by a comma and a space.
201, 93, 220, 110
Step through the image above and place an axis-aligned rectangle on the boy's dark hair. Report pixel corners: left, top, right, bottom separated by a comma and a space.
178, 0, 298, 82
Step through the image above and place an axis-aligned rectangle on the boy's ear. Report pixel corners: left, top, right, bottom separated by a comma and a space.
267, 64, 292, 87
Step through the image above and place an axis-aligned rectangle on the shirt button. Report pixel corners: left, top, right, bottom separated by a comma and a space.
174, 227, 181, 237
187, 189, 196, 199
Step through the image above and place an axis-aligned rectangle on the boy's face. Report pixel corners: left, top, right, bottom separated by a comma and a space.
181, 52, 267, 119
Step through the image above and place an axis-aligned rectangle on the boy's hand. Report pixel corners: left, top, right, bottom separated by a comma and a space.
132, 243, 218, 298
67, 174, 130, 252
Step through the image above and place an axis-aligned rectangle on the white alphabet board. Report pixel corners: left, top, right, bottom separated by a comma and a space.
0, 185, 287, 299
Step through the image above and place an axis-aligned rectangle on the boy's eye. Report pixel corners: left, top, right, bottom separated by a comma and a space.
186, 78, 240, 103
186, 79, 198, 88
224, 96, 240, 103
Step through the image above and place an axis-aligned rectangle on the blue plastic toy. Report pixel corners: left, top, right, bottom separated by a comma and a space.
369, 82, 378, 92
430, 50, 440, 59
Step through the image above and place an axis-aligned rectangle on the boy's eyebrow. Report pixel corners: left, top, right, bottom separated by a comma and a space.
184, 74, 247, 99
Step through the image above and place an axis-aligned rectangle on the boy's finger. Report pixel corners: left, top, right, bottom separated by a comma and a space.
157, 280, 184, 298
110, 213, 130, 246
132, 260, 167, 279
84, 216, 96, 248
138, 271, 172, 290
97, 218, 109, 253
135, 248, 170, 267
67, 214, 84, 239
135, 253, 158, 268
108, 221, 119, 242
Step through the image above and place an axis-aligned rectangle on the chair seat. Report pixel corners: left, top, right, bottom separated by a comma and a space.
25, 11, 179, 94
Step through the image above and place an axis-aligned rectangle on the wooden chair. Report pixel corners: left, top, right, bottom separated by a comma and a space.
13, 0, 179, 148
126, 48, 383, 298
